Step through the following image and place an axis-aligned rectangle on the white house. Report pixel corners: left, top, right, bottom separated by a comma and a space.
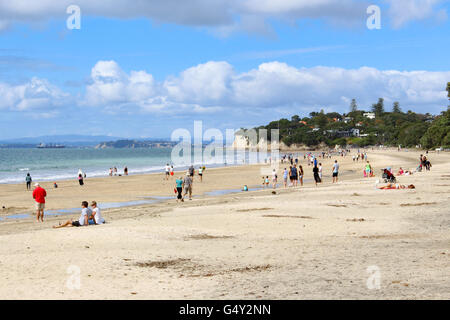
363, 112, 375, 119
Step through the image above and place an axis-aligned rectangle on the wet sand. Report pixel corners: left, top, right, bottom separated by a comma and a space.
0, 149, 449, 299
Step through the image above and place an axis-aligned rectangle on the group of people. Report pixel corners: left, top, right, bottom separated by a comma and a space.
53, 201, 105, 228
265, 159, 340, 189
109, 166, 128, 176
166, 164, 205, 183
419, 154, 432, 171
30, 182, 106, 227
353, 152, 368, 162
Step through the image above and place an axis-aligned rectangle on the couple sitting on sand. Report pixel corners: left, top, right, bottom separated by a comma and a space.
53, 201, 105, 228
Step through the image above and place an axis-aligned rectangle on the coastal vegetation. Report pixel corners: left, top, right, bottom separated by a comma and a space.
246, 84, 450, 149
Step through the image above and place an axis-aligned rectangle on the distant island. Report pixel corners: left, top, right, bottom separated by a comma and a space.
95, 140, 177, 149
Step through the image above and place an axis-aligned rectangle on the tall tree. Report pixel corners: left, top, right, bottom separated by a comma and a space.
372, 98, 385, 116
447, 82, 450, 100
350, 98, 358, 113
392, 101, 402, 113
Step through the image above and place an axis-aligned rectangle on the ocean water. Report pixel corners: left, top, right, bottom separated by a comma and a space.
0, 148, 266, 184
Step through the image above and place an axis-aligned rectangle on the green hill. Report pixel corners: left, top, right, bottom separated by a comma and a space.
242, 96, 450, 149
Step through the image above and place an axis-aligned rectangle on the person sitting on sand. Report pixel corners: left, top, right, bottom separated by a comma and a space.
53, 201, 92, 228
397, 167, 404, 175
90, 201, 105, 224
242, 185, 248, 191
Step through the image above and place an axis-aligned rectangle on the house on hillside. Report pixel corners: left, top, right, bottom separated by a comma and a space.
334, 128, 360, 138
343, 117, 352, 123
363, 112, 375, 119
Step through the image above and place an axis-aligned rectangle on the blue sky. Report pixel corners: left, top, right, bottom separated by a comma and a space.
0, 0, 449, 139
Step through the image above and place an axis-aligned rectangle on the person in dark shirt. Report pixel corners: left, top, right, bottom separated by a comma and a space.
313, 165, 321, 186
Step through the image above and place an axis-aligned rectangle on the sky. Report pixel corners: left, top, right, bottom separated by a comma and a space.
0, 0, 449, 139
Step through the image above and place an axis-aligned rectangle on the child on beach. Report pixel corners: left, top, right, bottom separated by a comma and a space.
165, 164, 170, 180
265, 176, 270, 188
272, 169, 277, 189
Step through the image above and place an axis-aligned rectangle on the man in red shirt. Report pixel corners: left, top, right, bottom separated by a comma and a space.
32, 183, 47, 222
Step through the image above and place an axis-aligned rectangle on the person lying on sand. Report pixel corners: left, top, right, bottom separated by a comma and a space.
378, 183, 415, 190
53, 201, 92, 228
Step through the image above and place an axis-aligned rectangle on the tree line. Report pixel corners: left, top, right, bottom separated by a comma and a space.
250, 82, 450, 149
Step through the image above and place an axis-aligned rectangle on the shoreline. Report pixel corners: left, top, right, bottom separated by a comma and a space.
0, 148, 445, 229
0, 149, 448, 299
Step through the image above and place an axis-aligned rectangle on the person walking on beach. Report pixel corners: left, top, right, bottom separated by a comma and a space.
183, 173, 193, 200
298, 165, 304, 186
78, 173, 84, 186
318, 163, 323, 182
175, 176, 184, 202
188, 165, 195, 179
272, 169, 278, 189
164, 163, 170, 180
283, 168, 288, 188
365, 161, 372, 177
332, 160, 339, 183
32, 183, 46, 222
198, 166, 203, 182
313, 165, 320, 186
26, 173, 32, 190
291, 165, 298, 187
124, 166, 128, 176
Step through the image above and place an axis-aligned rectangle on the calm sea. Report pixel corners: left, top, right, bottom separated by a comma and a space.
0, 148, 262, 184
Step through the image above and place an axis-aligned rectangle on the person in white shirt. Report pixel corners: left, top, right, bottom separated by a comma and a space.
53, 201, 91, 228
332, 160, 339, 183
164, 163, 170, 180
90, 201, 105, 224
272, 169, 278, 189
318, 163, 323, 180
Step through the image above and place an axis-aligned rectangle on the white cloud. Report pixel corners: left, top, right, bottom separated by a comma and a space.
0, 0, 375, 35
1, 0, 447, 34
84, 60, 156, 107
164, 61, 234, 104
0, 77, 69, 113
387, 0, 448, 28
1, 60, 448, 116
80, 60, 450, 115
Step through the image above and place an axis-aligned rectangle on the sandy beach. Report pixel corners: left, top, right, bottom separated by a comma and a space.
0, 149, 448, 299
